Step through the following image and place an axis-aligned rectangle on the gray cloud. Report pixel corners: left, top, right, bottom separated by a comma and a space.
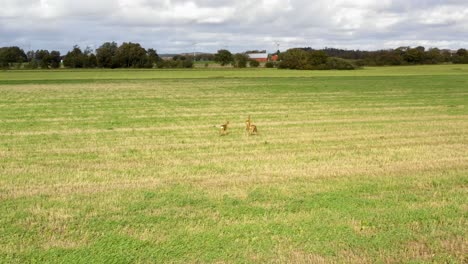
0, 0, 467, 53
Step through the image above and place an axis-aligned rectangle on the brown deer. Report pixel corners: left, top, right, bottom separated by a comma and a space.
219, 121, 229, 135
245, 115, 258, 135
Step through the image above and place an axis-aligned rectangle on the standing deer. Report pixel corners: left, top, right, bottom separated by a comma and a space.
219, 121, 229, 135
245, 115, 258, 135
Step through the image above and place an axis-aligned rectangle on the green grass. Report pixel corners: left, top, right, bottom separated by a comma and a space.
0, 65, 467, 263
1, 64, 468, 83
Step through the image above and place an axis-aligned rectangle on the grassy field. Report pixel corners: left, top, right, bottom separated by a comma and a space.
0, 65, 467, 263
2, 64, 468, 83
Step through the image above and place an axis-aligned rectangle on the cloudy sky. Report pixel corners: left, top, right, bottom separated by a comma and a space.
1, 0, 468, 53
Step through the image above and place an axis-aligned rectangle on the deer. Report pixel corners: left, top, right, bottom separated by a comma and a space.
219, 121, 229, 135
245, 115, 258, 135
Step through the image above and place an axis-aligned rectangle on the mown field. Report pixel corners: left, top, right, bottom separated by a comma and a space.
0, 65, 467, 263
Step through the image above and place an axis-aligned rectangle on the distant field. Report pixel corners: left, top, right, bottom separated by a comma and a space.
1, 64, 468, 83
0, 65, 467, 263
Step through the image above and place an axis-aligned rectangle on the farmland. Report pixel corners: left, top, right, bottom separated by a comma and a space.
0, 65, 467, 263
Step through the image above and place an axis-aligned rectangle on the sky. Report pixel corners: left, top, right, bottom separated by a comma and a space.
1, 0, 468, 54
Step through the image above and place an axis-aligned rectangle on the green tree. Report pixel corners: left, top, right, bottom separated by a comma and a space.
82, 47, 94, 68
404, 46, 425, 64
117, 42, 148, 68
323, 57, 356, 70
63, 46, 98, 68
26, 50, 35, 62
35, 50, 50, 69
249, 59, 260, 67
441, 50, 452, 63
49, 51, 61, 68
214, 49, 233, 66
233, 53, 248, 68
365, 50, 404, 66
157, 56, 193, 68
265, 61, 275, 68
29, 59, 39, 69
146, 48, 160, 68
278, 48, 355, 70
88, 54, 97, 68
278, 48, 311, 69
0, 46, 27, 67
456, 48, 467, 57
425, 48, 443, 64
309, 50, 328, 66
63, 45, 84, 68
453, 49, 468, 64
96, 42, 119, 68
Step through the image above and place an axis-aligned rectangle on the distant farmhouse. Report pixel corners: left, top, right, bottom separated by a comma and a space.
247, 53, 268, 62
247, 53, 278, 62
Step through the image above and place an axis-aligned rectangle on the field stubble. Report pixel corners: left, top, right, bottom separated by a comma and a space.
0, 66, 467, 263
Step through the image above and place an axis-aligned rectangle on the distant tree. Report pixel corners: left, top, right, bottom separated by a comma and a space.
425, 48, 443, 64
279, 48, 356, 70
195, 53, 214, 61
172, 55, 186, 61
82, 47, 94, 68
63, 45, 85, 68
245, 50, 266, 54
364, 50, 404, 66
63, 45, 98, 68
233, 53, 248, 68
383, 50, 404, 65
214, 49, 233, 66
0, 46, 27, 67
29, 59, 39, 69
157, 56, 193, 68
323, 57, 356, 70
146, 48, 160, 68
88, 54, 97, 68
265, 61, 275, 68
309, 50, 328, 66
453, 48, 468, 64
117, 42, 148, 68
441, 50, 452, 63
404, 46, 426, 64
26, 50, 35, 62
322, 47, 367, 60
35, 50, 50, 69
456, 48, 467, 57
83, 46, 93, 55
96, 42, 119, 68
278, 48, 311, 69
0, 48, 8, 68
249, 59, 260, 67
181, 59, 193, 68
49, 51, 61, 68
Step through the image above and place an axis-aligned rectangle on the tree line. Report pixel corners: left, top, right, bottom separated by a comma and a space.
0, 47, 62, 69
213, 49, 260, 68
307, 47, 468, 66
0, 42, 192, 69
277, 49, 356, 70
248, 46, 468, 70
212, 49, 356, 70
1, 43, 468, 70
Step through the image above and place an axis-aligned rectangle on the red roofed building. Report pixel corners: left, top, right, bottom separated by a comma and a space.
247, 53, 268, 62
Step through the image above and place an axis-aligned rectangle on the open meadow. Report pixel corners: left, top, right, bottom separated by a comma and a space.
0, 65, 467, 263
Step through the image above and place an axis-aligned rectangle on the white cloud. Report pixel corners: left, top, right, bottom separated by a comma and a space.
0, 0, 467, 52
